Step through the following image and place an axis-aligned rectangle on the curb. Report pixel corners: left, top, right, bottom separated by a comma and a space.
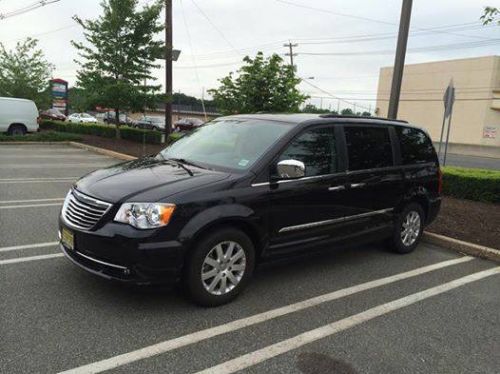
68, 142, 137, 161
423, 232, 500, 263
0, 141, 74, 145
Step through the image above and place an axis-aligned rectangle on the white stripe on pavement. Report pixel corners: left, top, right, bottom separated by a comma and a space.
0, 163, 112, 169
57, 256, 473, 374
0, 177, 77, 181
0, 253, 63, 265
0, 202, 62, 209
0, 155, 108, 159
0, 241, 59, 253
0, 180, 75, 184
197, 266, 500, 374
0, 198, 64, 204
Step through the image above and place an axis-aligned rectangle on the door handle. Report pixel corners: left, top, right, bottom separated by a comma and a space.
350, 183, 366, 189
328, 185, 346, 192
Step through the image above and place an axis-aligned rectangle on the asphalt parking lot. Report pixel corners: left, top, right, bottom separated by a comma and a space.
1, 144, 499, 374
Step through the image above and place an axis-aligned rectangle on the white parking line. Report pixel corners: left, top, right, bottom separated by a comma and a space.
0, 198, 64, 204
0, 155, 108, 159
197, 266, 500, 374
0, 253, 63, 265
0, 163, 112, 169
0, 178, 76, 184
57, 256, 473, 374
0, 241, 59, 253
0, 177, 77, 181
0, 202, 62, 209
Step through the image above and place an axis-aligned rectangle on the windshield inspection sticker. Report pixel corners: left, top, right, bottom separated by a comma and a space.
238, 159, 249, 167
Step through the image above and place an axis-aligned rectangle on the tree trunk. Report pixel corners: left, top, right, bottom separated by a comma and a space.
115, 109, 121, 139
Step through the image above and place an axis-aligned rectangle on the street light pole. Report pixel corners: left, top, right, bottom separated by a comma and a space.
164, 0, 172, 141
387, 0, 413, 119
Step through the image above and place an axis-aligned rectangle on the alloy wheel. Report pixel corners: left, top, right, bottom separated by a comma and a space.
401, 210, 421, 247
201, 241, 246, 295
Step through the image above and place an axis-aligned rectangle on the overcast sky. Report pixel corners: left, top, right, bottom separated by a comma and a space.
1, 0, 499, 112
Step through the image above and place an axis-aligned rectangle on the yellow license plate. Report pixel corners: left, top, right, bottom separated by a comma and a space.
61, 227, 74, 250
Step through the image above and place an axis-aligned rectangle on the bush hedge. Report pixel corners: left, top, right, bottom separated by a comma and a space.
442, 166, 500, 204
0, 131, 82, 142
40, 120, 177, 144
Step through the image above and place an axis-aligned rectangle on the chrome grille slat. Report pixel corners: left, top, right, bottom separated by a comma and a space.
62, 189, 112, 230
67, 200, 103, 218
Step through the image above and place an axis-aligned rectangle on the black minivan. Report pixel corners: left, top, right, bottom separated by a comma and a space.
59, 114, 441, 306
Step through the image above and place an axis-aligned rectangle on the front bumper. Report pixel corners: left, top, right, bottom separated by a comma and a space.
59, 217, 186, 285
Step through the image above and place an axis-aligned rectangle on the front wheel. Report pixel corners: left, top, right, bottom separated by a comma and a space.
184, 228, 255, 307
390, 203, 425, 254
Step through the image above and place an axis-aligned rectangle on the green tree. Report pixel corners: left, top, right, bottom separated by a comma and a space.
481, 7, 499, 25
301, 104, 330, 114
0, 38, 53, 109
72, 0, 164, 137
340, 108, 354, 116
209, 52, 308, 115
68, 87, 92, 112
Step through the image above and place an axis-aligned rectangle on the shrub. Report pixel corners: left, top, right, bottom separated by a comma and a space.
442, 166, 500, 203
0, 131, 82, 142
40, 120, 172, 144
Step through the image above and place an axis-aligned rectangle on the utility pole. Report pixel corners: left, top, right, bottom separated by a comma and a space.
387, 0, 413, 119
284, 41, 298, 69
164, 0, 173, 141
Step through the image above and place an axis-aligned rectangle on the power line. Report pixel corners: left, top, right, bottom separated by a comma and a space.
275, 0, 494, 40
0, 0, 61, 20
190, 0, 240, 55
298, 39, 500, 56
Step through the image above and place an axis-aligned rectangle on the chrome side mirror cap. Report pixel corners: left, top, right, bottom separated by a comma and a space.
276, 159, 305, 179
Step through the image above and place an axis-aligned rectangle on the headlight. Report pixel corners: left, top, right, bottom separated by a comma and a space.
114, 203, 175, 229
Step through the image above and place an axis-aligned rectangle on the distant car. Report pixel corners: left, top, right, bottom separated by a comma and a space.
68, 113, 98, 124
40, 108, 66, 121
101, 111, 133, 125
174, 117, 205, 132
135, 116, 165, 131
0, 97, 39, 135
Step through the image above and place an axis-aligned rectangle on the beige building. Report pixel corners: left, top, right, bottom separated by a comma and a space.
376, 55, 500, 158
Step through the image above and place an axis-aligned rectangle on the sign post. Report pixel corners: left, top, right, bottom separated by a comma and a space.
50, 78, 69, 116
438, 80, 455, 166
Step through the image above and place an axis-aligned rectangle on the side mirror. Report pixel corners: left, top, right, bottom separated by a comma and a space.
276, 159, 305, 179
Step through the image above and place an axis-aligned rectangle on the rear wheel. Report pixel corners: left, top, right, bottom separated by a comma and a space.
390, 203, 424, 254
184, 228, 255, 307
8, 124, 26, 136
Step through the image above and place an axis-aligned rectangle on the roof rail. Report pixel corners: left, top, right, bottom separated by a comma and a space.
318, 113, 408, 123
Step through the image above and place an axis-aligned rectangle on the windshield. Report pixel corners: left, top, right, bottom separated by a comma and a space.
159, 119, 291, 171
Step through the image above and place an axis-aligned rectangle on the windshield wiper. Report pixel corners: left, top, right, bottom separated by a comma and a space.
158, 157, 195, 176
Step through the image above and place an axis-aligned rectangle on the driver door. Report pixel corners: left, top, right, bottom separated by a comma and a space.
267, 125, 349, 253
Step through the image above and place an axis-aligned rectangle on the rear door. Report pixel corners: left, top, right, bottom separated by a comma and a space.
267, 125, 349, 253
341, 124, 404, 230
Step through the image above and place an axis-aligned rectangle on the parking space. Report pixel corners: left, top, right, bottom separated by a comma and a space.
1, 144, 499, 374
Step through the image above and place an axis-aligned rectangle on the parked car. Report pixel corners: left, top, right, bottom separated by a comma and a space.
98, 111, 132, 125
174, 117, 204, 132
68, 113, 98, 124
40, 108, 66, 121
59, 114, 441, 306
0, 97, 39, 135
135, 115, 165, 130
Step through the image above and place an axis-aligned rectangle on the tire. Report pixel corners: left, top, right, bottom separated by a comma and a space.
8, 124, 26, 136
184, 228, 255, 307
389, 203, 425, 254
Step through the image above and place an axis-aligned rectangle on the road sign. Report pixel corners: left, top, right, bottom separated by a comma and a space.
443, 80, 455, 119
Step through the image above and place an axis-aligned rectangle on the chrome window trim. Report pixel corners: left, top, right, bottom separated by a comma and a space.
278, 208, 394, 233
251, 172, 346, 187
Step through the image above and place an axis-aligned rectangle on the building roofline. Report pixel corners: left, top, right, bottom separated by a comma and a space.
380, 55, 499, 70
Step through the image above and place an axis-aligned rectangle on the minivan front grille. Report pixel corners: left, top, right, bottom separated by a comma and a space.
62, 189, 112, 230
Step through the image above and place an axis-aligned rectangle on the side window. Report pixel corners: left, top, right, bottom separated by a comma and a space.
397, 127, 436, 164
278, 127, 337, 177
344, 126, 393, 171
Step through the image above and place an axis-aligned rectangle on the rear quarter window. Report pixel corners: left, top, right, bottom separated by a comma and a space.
397, 127, 436, 165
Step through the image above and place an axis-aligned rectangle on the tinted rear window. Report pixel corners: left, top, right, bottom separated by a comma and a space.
344, 126, 393, 171
397, 127, 436, 164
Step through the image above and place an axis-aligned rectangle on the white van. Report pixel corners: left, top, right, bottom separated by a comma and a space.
0, 97, 39, 135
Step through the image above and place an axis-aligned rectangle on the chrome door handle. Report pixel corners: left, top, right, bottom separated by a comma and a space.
328, 185, 345, 192
350, 183, 366, 189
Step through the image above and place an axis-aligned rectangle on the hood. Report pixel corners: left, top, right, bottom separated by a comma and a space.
74, 157, 230, 203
